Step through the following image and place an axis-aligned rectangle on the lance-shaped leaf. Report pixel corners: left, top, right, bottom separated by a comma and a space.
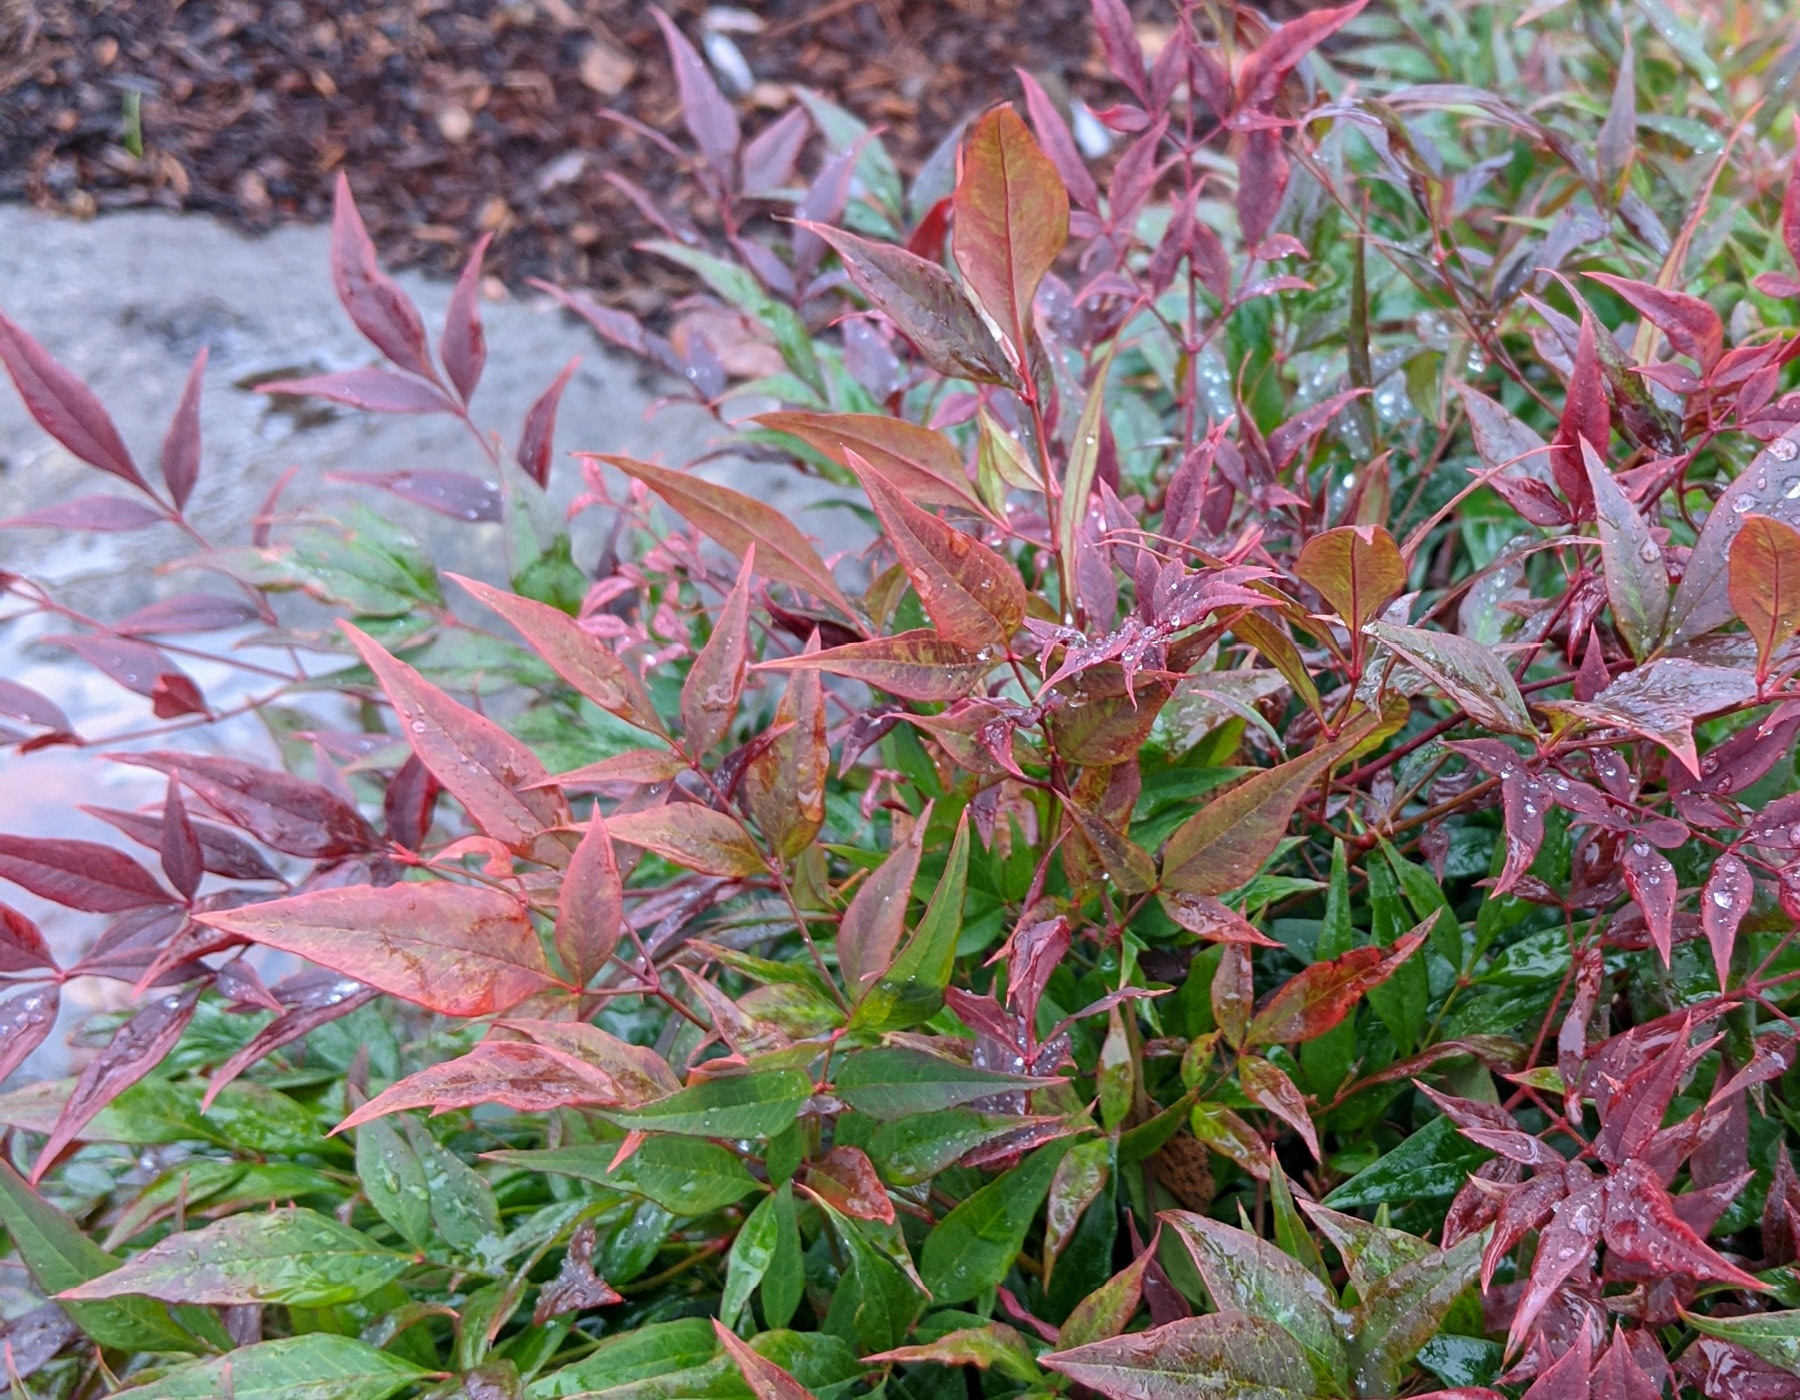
868, 1325, 1045, 1385
604, 804, 766, 878
757, 631, 990, 702
451, 574, 664, 736
335, 1041, 624, 1133
0, 986, 58, 1084
557, 808, 625, 987
1351, 1229, 1488, 1398
516, 356, 579, 488
598, 456, 856, 618
853, 813, 969, 1031
1057, 1231, 1160, 1351
0, 903, 54, 974
1045, 1137, 1111, 1277
1551, 315, 1608, 519
257, 368, 455, 415
1621, 836, 1678, 966
1587, 271, 1721, 370
683, 548, 755, 754
1246, 924, 1428, 1047
714, 1319, 817, 1400
952, 105, 1069, 366
839, 817, 924, 993
61, 1207, 407, 1307
850, 454, 1023, 650
1682, 1307, 1800, 1377
1603, 1157, 1766, 1291
198, 882, 559, 1017
1583, 439, 1667, 660
0, 834, 173, 912
1701, 854, 1752, 992
1540, 657, 1756, 777
650, 7, 739, 183
604, 1069, 813, 1140
1365, 621, 1536, 736
0, 311, 147, 489
1668, 428, 1800, 644
1161, 1212, 1348, 1392
98, 1333, 426, 1400
1161, 715, 1372, 896
1045, 1311, 1320, 1400
158, 347, 205, 510
744, 635, 828, 859
833, 1046, 1062, 1119
1729, 513, 1800, 681
1239, 1055, 1322, 1162
112, 750, 375, 857
342, 622, 564, 858
329, 173, 436, 383
501, 1018, 680, 1103
801, 222, 1017, 386
441, 231, 491, 402
1060, 341, 1119, 610
488, 1138, 758, 1216
1296, 526, 1406, 634
921, 1140, 1068, 1304
759, 411, 981, 513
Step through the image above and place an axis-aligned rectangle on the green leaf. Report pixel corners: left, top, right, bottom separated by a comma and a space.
111, 1334, 426, 1400
867, 1323, 1045, 1384
1322, 1117, 1493, 1210
356, 1115, 432, 1251
1361, 856, 1427, 1056
1301, 1204, 1435, 1299
1349, 1229, 1488, 1398
1161, 1211, 1350, 1395
722, 1186, 781, 1329
851, 813, 970, 1033
866, 1107, 1052, 1185
764, 1180, 804, 1328
404, 1117, 500, 1258
833, 1047, 1061, 1119
59, 1207, 409, 1307
529, 1317, 721, 1398
920, 1139, 1069, 1304
1301, 840, 1356, 1099
814, 1193, 924, 1353
1684, 1306, 1800, 1376
1044, 1310, 1320, 1400
0, 1161, 218, 1353
1583, 440, 1668, 660
603, 1069, 813, 1140
489, 1137, 761, 1215
645, 242, 823, 395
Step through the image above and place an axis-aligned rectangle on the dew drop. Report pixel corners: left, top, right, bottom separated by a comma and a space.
1632, 842, 1650, 857
1711, 889, 1734, 908
1733, 496, 1755, 513
1638, 540, 1658, 561
1770, 437, 1799, 462
410, 720, 427, 734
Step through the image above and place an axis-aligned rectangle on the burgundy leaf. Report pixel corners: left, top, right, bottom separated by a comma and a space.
533, 1221, 623, 1323
1700, 854, 1751, 991
1620, 836, 1677, 967
1, 496, 166, 532
1586, 272, 1722, 371
0, 312, 145, 489
84, 802, 288, 886
1550, 316, 1609, 519
160, 346, 206, 510
31, 984, 199, 1182
256, 368, 456, 415
0, 986, 58, 1083
1417, 1084, 1561, 1167
516, 357, 580, 489
0, 679, 71, 734
651, 7, 740, 186
1236, 0, 1369, 110
0, 835, 173, 912
383, 753, 440, 853
741, 105, 811, 196
1601, 1158, 1765, 1289
157, 777, 204, 903
1594, 1021, 1691, 1167
1090, 0, 1147, 101
1235, 128, 1290, 251
441, 232, 492, 402
112, 752, 375, 859
1519, 1326, 1593, 1400
0, 903, 55, 973
203, 975, 378, 1109
1017, 69, 1099, 211
1506, 1176, 1604, 1357
113, 593, 260, 636
329, 172, 437, 382
327, 469, 502, 523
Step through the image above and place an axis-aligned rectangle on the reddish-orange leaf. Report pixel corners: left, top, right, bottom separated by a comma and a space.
759, 411, 983, 514
743, 633, 829, 859
335, 1040, 622, 1133
1245, 925, 1429, 1046
712, 1319, 818, 1400
557, 808, 624, 988
595, 455, 857, 619
1294, 525, 1406, 633
342, 623, 567, 860
808, 1146, 896, 1224
198, 882, 560, 1017
500, 1018, 681, 1103
529, 750, 685, 789
839, 816, 924, 992
951, 106, 1069, 369
849, 452, 1024, 651
682, 548, 755, 756
1159, 892, 1282, 947
451, 574, 665, 737
603, 804, 766, 878
1238, 1054, 1321, 1161
1727, 513, 1800, 682
756, 630, 991, 702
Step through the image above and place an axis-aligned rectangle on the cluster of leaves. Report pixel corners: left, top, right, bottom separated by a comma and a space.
6, 1, 1800, 1397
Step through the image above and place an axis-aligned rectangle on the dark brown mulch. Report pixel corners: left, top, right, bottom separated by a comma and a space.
0, 0, 1134, 308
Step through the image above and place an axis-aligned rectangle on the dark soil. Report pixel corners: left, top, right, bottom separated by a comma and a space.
0, 0, 1134, 308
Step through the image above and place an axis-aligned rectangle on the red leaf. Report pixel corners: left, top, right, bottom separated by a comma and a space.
198, 882, 560, 1018
1016, 69, 1099, 211
158, 777, 203, 903
850, 454, 1025, 651
451, 574, 666, 736
556, 809, 624, 989
516, 356, 579, 489
0, 903, 55, 973
0, 312, 145, 489
1519, 1325, 1593, 1400
32, 985, 199, 1183
1507, 1177, 1603, 1356
1586, 272, 1722, 371
809, 1146, 895, 1224
1551, 316, 1609, 519
1236, 0, 1369, 110
1620, 836, 1677, 967
150, 672, 208, 720
160, 347, 206, 511
952, 106, 1069, 368
0, 985, 58, 1083
335, 1040, 622, 1133
756, 630, 990, 702
441, 232, 492, 402
1700, 855, 1751, 992
1594, 1021, 1691, 1167
501, 1018, 680, 1103
681, 548, 754, 756
342, 622, 566, 859
530, 750, 686, 789
1238, 1054, 1320, 1160
81, 805, 281, 885
113, 751, 374, 858
328, 470, 501, 522
1245, 925, 1429, 1045
256, 368, 456, 415
1497, 767, 1548, 895
840, 818, 924, 993
758, 411, 982, 514
741, 106, 811, 196
743, 633, 829, 859
533, 1221, 624, 1323
598, 455, 857, 619
0, 680, 70, 734
329, 172, 437, 383
1727, 513, 1800, 682
1235, 128, 1290, 251
47, 634, 192, 705
713, 1319, 816, 1400
1783, 115, 1800, 275
203, 973, 378, 1109
2, 495, 165, 532
603, 804, 766, 878
1295, 525, 1406, 634
113, 593, 260, 636
0, 835, 173, 912
650, 7, 740, 185
1089, 0, 1147, 101
383, 752, 440, 852
1602, 1159, 1766, 1290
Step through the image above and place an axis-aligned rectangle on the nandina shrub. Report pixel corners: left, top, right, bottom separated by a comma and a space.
3, 1, 1800, 1397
